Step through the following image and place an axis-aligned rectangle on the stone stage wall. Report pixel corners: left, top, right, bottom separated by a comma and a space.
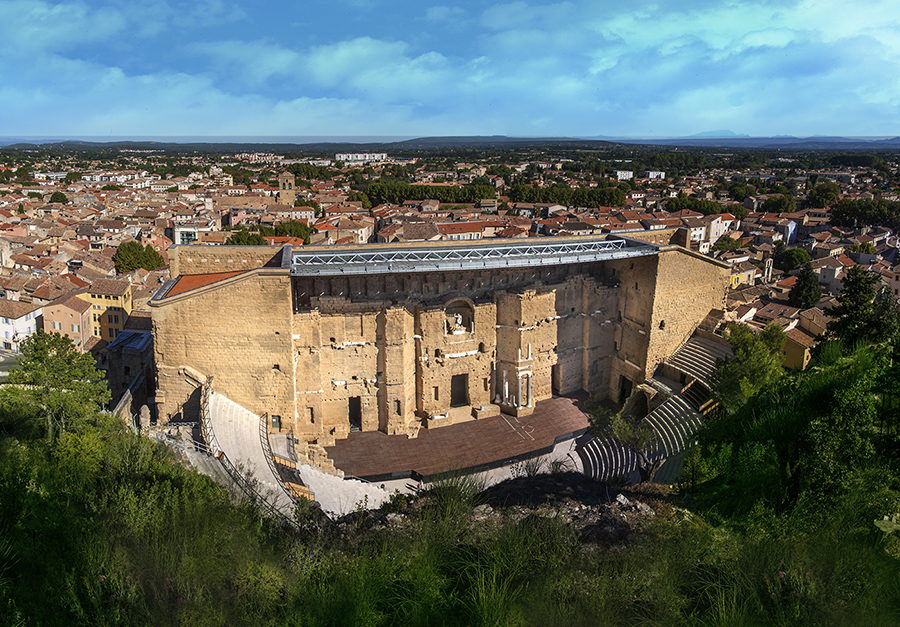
151, 236, 729, 449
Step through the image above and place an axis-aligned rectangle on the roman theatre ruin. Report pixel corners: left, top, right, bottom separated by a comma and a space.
149, 230, 730, 487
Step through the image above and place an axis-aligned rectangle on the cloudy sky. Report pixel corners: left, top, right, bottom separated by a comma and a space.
2, 0, 898, 139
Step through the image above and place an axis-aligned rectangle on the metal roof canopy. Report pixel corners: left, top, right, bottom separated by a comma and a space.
289, 236, 660, 276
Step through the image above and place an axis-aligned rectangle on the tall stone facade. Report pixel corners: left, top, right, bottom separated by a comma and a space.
151, 234, 729, 449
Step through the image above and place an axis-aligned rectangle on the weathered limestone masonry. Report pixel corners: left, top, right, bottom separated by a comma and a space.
150, 232, 730, 459
169, 245, 284, 277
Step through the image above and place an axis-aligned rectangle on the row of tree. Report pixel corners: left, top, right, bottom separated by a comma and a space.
363, 180, 498, 206
225, 220, 315, 245
505, 183, 626, 207
830, 198, 900, 230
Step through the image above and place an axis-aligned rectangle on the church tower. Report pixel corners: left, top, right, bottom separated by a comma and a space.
277, 171, 296, 205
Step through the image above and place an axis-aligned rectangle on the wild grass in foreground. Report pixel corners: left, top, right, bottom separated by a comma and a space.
1, 345, 899, 625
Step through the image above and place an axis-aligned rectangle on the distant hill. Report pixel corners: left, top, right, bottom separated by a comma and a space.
690, 130, 751, 138
2, 135, 900, 153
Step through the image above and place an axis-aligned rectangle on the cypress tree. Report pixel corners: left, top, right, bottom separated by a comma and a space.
788, 263, 822, 309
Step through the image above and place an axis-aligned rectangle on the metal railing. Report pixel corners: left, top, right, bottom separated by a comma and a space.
258, 412, 300, 505
199, 377, 297, 528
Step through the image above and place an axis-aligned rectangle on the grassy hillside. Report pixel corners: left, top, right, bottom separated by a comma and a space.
1, 345, 898, 626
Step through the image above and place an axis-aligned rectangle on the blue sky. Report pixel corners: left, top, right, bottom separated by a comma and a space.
2, 0, 898, 138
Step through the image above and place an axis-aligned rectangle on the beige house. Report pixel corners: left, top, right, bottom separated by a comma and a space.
43, 294, 92, 350
76, 279, 133, 341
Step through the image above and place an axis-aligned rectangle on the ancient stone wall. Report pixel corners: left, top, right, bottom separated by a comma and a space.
643, 247, 730, 378
153, 240, 729, 447
170, 245, 284, 276
153, 269, 295, 424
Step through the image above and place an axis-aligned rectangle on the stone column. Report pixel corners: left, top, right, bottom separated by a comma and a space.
526, 374, 532, 407
517, 376, 523, 408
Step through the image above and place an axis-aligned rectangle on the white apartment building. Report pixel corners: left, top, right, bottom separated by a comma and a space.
0, 300, 43, 352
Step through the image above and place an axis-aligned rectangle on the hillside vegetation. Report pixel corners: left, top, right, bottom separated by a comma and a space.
0, 334, 899, 626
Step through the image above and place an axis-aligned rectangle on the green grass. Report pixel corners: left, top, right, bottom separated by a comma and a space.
2, 348, 900, 625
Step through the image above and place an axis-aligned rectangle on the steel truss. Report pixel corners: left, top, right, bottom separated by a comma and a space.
290, 237, 658, 276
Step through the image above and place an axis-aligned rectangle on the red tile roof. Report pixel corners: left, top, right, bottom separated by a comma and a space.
166, 271, 247, 298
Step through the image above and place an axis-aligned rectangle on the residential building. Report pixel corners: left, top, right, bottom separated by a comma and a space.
43, 293, 92, 350
76, 279, 133, 341
0, 299, 43, 351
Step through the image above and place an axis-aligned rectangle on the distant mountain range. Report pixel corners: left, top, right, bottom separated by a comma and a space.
581, 134, 900, 149
2, 134, 900, 152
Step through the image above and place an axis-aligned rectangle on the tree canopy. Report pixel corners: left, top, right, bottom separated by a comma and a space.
825, 264, 897, 346
49, 191, 69, 204
113, 241, 165, 274
830, 198, 900, 230
365, 180, 499, 206
806, 181, 841, 208
847, 241, 876, 255
4, 331, 110, 441
775, 246, 811, 272
788, 262, 822, 309
760, 194, 796, 213
664, 195, 730, 216
712, 322, 786, 415
711, 236, 743, 251
225, 230, 268, 246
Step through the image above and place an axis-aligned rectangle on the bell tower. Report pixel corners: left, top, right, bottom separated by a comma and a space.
277, 171, 296, 205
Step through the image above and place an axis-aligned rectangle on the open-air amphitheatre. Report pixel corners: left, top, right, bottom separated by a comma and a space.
150, 228, 733, 516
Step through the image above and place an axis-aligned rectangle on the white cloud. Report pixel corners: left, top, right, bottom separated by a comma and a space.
188, 40, 301, 84
425, 6, 467, 23
1, 0, 900, 136
0, 1, 126, 53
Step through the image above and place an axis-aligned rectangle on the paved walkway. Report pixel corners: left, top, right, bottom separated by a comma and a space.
325, 395, 591, 481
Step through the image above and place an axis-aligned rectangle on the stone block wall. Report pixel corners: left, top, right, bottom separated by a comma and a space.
153, 240, 729, 449
170, 245, 284, 276
153, 270, 295, 424
644, 247, 730, 378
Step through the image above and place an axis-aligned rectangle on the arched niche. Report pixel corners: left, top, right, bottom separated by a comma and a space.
445, 299, 475, 335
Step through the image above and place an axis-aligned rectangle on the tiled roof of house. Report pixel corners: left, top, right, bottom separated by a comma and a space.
88, 278, 130, 296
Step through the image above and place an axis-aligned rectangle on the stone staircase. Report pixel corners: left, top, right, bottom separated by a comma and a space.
576, 394, 702, 483
577, 334, 729, 484
665, 336, 733, 387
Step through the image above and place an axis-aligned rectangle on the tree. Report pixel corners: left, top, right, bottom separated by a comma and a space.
776, 247, 811, 272
347, 190, 372, 209
712, 323, 786, 414
806, 182, 841, 208
712, 236, 742, 251
847, 242, 876, 255
760, 194, 796, 213
49, 191, 69, 204
225, 230, 267, 246
788, 263, 822, 309
4, 332, 110, 442
825, 264, 884, 347
274, 220, 314, 244
113, 241, 165, 273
